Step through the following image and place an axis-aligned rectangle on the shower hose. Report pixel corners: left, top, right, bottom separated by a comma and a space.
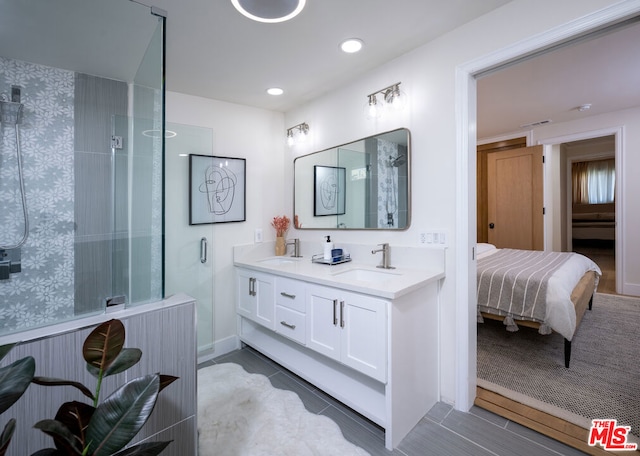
0, 102, 29, 250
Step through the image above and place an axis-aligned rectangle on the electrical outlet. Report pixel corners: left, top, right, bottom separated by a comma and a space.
254, 228, 263, 243
419, 232, 427, 244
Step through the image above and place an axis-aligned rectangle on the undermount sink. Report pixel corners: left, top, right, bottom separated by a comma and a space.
258, 257, 297, 265
332, 268, 401, 283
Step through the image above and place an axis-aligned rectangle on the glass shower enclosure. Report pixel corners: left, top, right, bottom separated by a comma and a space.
0, 1, 171, 336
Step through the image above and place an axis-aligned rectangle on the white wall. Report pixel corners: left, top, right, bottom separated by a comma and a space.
283, 0, 636, 406
165, 92, 285, 356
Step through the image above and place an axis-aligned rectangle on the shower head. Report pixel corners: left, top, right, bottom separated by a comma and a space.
388, 154, 406, 167
0, 100, 24, 125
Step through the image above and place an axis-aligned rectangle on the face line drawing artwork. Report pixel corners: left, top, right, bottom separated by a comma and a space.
320, 172, 338, 211
314, 165, 345, 217
199, 162, 237, 215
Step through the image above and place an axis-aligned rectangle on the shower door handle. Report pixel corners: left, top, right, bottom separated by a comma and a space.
200, 237, 208, 264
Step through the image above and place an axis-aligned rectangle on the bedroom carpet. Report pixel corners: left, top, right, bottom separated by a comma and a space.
197, 362, 370, 456
477, 292, 640, 441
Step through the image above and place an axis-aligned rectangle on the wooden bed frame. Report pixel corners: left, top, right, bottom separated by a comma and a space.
481, 270, 597, 368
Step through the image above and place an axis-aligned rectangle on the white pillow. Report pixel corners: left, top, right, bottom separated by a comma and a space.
476, 243, 497, 256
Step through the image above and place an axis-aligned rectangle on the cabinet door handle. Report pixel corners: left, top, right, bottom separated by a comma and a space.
249, 277, 256, 296
340, 300, 345, 328
332, 299, 338, 326
280, 292, 296, 299
280, 321, 296, 330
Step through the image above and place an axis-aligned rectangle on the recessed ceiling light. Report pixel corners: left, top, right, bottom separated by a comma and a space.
267, 87, 284, 96
340, 38, 364, 53
231, 0, 306, 23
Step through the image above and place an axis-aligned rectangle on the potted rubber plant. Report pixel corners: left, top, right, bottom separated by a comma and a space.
0, 343, 35, 455
31, 319, 178, 456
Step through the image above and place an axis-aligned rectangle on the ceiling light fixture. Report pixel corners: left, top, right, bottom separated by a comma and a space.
364, 82, 406, 119
577, 103, 592, 112
340, 38, 364, 53
267, 87, 284, 96
142, 129, 177, 138
286, 122, 309, 146
231, 0, 306, 23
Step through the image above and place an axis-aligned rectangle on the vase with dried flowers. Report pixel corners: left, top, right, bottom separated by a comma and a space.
271, 215, 290, 256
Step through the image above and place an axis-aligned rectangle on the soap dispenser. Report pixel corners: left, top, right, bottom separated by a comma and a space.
323, 236, 333, 261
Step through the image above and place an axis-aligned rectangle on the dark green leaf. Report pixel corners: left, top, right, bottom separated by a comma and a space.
31, 377, 94, 401
31, 448, 67, 456
0, 356, 35, 414
53, 401, 94, 451
111, 440, 172, 456
0, 344, 16, 364
82, 319, 125, 373
158, 375, 178, 393
86, 348, 142, 379
0, 419, 16, 456
33, 419, 83, 455
85, 374, 160, 456
30, 449, 67, 456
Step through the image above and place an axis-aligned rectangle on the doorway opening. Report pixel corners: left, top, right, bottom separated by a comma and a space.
564, 136, 617, 294
463, 4, 640, 452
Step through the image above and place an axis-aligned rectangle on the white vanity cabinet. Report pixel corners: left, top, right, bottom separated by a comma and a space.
307, 284, 387, 382
233, 245, 445, 451
236, 269, 275, 330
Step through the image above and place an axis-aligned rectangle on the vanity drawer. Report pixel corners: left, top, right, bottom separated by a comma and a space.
275, 277, 306, 313
275, 306, 306, 344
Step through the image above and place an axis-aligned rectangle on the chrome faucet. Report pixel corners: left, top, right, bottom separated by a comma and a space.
371, 243, 394, 269
286, 238, 301, 257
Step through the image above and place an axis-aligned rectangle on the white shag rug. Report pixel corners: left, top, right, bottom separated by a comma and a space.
198, 362, 370, 456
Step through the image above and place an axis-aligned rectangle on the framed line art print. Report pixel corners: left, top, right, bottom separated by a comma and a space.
189, 154, 246, 224
314, 165, 346, 216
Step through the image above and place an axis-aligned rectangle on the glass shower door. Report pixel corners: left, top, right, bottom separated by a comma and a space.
164, 122, 215, 353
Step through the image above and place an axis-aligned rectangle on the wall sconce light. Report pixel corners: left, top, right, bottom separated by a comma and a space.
286, 122, 309, 146
365, 82, 406, 119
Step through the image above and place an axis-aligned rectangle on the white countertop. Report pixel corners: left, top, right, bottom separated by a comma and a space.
234, 243, 445, 300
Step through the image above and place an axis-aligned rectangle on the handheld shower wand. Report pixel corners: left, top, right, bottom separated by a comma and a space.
0, 88, 29, 251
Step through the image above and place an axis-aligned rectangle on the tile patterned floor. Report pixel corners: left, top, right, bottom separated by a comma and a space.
200, 347, 588, 455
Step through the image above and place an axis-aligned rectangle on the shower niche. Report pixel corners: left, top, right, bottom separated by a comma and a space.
0, 1, 166, 336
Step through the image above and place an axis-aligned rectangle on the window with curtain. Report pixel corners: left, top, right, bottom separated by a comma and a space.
572, 158, 615, 204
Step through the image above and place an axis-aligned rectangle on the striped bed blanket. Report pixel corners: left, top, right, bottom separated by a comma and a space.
477, 249, 571, 328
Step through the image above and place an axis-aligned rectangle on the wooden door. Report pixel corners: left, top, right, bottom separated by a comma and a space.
487, 145, 543, 250
477, 137, 527, 242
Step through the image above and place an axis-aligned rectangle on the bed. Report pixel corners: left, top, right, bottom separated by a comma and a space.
572, 203, 615, 241
476, 243, 601, 367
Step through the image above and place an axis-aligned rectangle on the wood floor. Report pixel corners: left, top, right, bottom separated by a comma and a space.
476, 388, 639, 456
573, 239, 616, 294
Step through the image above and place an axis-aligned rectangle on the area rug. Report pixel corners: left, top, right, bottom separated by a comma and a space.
477, 292, 640, 441
197, 362, 370, 456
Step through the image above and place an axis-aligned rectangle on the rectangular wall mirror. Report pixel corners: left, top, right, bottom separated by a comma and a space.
294, 128, 410, 230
